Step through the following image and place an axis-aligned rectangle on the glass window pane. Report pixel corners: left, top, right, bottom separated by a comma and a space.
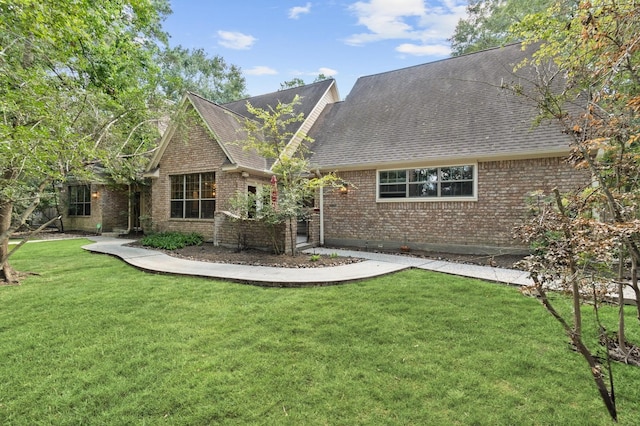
380, 184, 406, 198
185, 200, 199, 218
409, 168, 437, 183
462, 165, 473, 180
409, 182, 437, 197
170, 201, 183, 218
185, 174, 199, 199
460, 181, 473, 196
170, 176, 184, 200
440, 167, 453, 181
201, 173, 216, 199
201, 200, 215, 218
380, 170, 406, 183
441, 182, 474, 197
441, 182, 453, 196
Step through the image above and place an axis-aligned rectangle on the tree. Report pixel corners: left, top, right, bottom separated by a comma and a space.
510, 0, 640, 420
279, 78, 306, 90
279, 74, 330, 91
232, 96, 338, 255
0, 0, 170, 283
450, 0, 553, 56
158, 46, 247, 103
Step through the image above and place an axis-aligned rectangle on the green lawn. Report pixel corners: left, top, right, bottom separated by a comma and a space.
2, 239, 640, 425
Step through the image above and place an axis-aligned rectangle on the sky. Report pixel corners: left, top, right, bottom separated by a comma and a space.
162, 0, 468, 99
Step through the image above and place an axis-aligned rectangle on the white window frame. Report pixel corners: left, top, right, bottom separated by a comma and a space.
246, 182, 265, 219
376, 163, 478, 202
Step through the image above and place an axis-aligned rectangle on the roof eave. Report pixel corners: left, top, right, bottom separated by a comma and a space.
312, 148, 571, 173
222, 163, 273, 177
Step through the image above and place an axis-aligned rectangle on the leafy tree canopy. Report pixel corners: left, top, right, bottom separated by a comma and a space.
279, 74, 330, 91
450, 0, 553, 56
158, 46, 247, 103
511, 0, 640, 420
0, 0, 171, 282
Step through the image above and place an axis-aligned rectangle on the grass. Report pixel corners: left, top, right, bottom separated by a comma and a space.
2, 239, 640, 425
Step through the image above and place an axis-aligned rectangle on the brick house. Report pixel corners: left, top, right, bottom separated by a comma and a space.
144, 43, 589, 254
61, 173, 148, 236
144, 79, 340, 253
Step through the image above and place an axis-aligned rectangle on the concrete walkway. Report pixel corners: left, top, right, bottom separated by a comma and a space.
82, 236, 533, 287
80, 237, 639, 302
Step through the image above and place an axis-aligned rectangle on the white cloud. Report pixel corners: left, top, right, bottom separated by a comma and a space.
245, 66, 278, 76
217, 31, 256, 50
395, 43, 451, 56
292, 67, 339, 77
345, 0, 467, 56
317, 67, 338, 77
289, 2, 312, 19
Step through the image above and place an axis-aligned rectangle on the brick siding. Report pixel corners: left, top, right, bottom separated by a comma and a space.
322, 157, 590, 254
63, 184, 129, 233
149, 111, 292, 251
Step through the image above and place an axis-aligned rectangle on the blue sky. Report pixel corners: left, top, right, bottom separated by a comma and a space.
163, 0, 468, 99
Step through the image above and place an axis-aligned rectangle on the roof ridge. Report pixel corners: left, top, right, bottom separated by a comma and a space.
353, 42, 524, 84
226, 78, 335, 105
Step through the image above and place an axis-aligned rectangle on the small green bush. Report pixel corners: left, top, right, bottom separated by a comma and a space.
140, 232, 203, 250
309, 254, 321, 262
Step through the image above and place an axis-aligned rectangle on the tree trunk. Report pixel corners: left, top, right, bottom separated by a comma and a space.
536, 281, 617, 422
0, 201, 17, 284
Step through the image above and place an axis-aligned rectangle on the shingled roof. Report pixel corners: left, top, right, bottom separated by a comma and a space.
187, 93, 268, 172
147, 79, 339, 174
308, 43, 571, 170
223, 79, 336, 124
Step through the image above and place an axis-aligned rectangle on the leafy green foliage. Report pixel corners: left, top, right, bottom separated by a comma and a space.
0, 0, 171, 281
511, 1, 640, 420
279, 74, 331, 91
232, 96, 339, 255
158, 46, 247, 102
140, 231, 203, 250
450, 0, 553, 56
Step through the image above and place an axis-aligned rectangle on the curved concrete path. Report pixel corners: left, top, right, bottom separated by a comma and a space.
82, 236, 533, 287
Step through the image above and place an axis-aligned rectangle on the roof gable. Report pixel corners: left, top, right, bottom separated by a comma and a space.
147, 80, 339, 174
308, 43, 571, 170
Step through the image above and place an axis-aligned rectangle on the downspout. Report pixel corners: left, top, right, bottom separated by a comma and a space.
319, 185, 325, 246
126, 184, 132, 234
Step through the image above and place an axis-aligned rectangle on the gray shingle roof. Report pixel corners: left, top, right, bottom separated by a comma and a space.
224, 79, 335, 120
308, 43, 571, 170
185, 79, 336, 172
187, 93, 268, 171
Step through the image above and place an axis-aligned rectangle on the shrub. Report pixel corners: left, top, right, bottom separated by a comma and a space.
140, 232, 203, 250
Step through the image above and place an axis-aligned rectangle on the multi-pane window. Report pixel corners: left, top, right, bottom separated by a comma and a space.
379, 165, 475, 199
68, 185, 91, 216
170, 172, 216, 219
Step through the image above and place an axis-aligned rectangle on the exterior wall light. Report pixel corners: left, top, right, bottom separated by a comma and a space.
91, 191, 99, 199
339, 183, 348, 194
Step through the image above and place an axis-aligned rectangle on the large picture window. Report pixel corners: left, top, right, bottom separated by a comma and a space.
68, 185, 91, 216
170, 172, 216, 219
379, 165, 475, 200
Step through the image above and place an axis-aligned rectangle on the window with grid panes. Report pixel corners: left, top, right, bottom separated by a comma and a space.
170, 172, 216, 218
68, 185, 91, 216
378, 165, 474, 199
